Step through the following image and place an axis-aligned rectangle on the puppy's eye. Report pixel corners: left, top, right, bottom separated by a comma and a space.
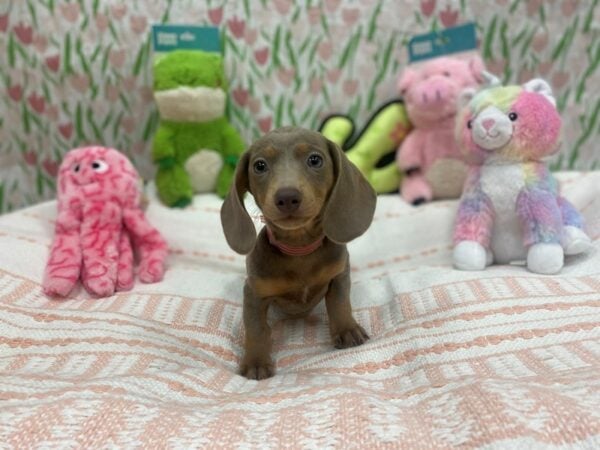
307, 154, 323, 168
508, 112, 518, 121
467, 120, 473, 129
253, 159, 268, 174
73, 164, 80, 173
91, 160, 109, 173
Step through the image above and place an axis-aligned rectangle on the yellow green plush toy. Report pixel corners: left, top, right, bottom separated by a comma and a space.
319, 100, 411, 194
152, 50, 245, 207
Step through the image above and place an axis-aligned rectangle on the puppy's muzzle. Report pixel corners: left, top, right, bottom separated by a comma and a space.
274, 187, 302, 214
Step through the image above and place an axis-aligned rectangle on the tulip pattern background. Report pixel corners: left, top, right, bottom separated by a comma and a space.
0, 0, 598, 213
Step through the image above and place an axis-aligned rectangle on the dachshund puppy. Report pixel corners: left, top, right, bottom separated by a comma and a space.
221, 127, 377, 379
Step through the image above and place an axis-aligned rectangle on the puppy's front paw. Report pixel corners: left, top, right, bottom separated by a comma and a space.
240, 356, 275, 380
332, 323, 369, 349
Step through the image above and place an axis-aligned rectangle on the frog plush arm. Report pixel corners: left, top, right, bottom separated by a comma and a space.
152, 123, 176, 166
453, 168, 495, 271
152, 123, 194, 208
216, 123, 245, 198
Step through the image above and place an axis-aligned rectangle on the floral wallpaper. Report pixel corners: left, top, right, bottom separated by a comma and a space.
0, 0, 598, 212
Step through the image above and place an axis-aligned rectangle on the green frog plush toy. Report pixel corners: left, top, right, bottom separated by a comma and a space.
152, 50, 245, 207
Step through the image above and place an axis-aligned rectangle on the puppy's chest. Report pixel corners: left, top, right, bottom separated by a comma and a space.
251, 256, 346, 300
480, 163, 526, 214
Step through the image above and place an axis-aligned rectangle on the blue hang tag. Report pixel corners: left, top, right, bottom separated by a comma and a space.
408, 22, 477, 63
152, 24, 221, 54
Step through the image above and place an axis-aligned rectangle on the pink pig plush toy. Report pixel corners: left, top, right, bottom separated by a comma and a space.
396, 56, 486, 205
43, 146, 168, 298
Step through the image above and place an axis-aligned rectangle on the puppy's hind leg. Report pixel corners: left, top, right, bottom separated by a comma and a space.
240, 282, 275, 380
325, 266, 369, 349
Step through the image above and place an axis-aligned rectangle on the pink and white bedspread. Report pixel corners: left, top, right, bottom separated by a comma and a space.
1, 172, 599, 448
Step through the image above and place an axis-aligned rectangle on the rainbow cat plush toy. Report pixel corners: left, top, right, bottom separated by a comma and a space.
452, 77, 591, 274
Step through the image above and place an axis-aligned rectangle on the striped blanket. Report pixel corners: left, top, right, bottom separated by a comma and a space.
1, 173, 599, 448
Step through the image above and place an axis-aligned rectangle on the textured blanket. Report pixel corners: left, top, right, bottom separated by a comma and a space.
0, 173, 599, 448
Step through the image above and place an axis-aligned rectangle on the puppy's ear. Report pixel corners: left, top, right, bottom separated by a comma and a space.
220, 151, 256, 254
323, 139, 377, 243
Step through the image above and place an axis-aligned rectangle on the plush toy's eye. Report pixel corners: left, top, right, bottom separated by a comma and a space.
91, 160, 109, 173
73, 164, 80, 173
307, 153, 323, 168
508, 112, 518, 121
467, 120, 473, 129
443, 71, 451, 77
253, 159, 268, 174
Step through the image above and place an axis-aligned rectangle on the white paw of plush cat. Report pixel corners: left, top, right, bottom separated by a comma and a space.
453, 240, 493, 271
562, 225, 592, 255
452, 78, 591, 275
526, 243, 564, 275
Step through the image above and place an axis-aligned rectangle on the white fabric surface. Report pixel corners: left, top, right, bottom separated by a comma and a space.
0, 172, 599, 448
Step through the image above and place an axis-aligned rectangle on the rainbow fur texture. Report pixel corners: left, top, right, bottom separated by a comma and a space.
43, 147, 168, 298
452, 79, 591, 274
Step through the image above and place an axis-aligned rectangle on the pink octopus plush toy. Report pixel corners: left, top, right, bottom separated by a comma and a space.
396, 56, 486, 205
43, 146, 168, 297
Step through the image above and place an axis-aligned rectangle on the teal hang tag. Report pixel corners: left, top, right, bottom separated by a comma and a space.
408, 23, 477, 63
152, 25, 221, 54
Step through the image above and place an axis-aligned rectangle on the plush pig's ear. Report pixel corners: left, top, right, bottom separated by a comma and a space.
398, 68, 416, 95
468, 55, 486, 83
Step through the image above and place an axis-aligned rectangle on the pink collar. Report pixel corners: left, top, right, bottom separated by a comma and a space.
266, 227, 324, 257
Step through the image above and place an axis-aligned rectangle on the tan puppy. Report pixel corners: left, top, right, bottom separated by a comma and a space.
221, 127, 376, 379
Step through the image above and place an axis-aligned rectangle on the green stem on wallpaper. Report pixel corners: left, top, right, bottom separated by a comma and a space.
26, 0, 38, 28
101, 111, 113, 130
569, 99, 600, 169
63, 34, 73, 75
575, 42, 600, 103
483, 16, 497, 60
0, 183, 6, 213
285, 31, 297, 71
21, 104, 31, 135
367, 0, 382, 41
300, 105, 314, 125
286, 99, 298, 126
583, 0, 598, 32
112, 111, 123, 141
298, 37, 311, 56
274, 97, 284, 128
75, 104, 85, 141
272, 27, 282, 68
86, 107, 103, 142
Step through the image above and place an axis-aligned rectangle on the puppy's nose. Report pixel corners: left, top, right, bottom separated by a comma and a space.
274, 188, 302, 213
